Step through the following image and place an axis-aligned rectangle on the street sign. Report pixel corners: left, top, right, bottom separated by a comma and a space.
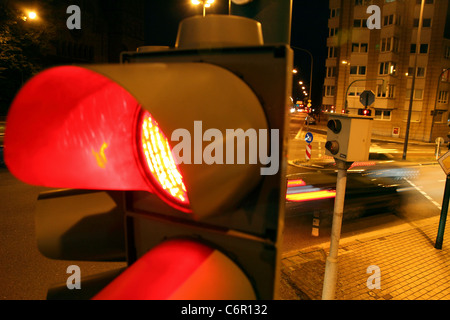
436, 137, 445, 145
360, 90, 375, 107
438, 150, 450, 175
305, 132, 313, 143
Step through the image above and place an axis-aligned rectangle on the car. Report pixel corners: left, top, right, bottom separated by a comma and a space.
285, 155, 415, 226
304, 115, 316, 125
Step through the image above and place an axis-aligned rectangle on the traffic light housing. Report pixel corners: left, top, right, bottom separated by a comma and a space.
325, 113, 373, 162
4, 15, 292, 300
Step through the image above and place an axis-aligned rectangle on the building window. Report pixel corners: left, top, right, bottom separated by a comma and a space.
381, 37, 399, 52
330, 8, 340, 18
403, 111, 421, 122
416, 0, 434, 4
420, 44, 429, 54
414, 18, 432, 28
324, 86, 336, 97
379, 61, 397, 75
353, 19, 367, 28
328, 46, 338, 58
383, 14, 401, 26
433, 111, 444, 123
407, 66, 426, 77
327, 66, 337, 77
438, 91, 449, 104
411, 43, 429, 54
377, 84, 395, 98
352, 43, 368, 53
350, 65, 367, 75
417, 67, 426, 77
406, 89, 424, 100
375, 110, 392, 120
329, 27, 338, 37
444, 46, 450, 59
347, 87, 364, 96
355, 0, 373, 5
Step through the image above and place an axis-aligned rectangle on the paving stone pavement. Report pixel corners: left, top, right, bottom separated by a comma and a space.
280, 216, 450, 300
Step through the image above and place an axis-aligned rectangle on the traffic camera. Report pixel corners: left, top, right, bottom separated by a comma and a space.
325, 113, 373, 162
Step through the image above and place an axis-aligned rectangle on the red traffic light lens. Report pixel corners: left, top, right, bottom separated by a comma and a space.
138, 110, 190, 212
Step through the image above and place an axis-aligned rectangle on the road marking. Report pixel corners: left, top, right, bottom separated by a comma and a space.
405, 178, 441, 210
294, 128, 303, 140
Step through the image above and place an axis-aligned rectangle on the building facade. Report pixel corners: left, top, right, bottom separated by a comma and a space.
322, 0, 450, 142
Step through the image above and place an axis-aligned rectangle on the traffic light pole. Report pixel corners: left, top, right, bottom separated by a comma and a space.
322, 159, 352, 300
435, 174, 450, 249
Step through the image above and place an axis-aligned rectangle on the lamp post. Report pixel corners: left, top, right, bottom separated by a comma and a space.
341, 60, 350, 113
403, 0, 425, 160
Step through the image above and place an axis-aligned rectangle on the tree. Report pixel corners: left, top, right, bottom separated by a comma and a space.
0, 0, 56, 115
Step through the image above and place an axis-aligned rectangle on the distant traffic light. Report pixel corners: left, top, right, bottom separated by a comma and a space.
358, 108, 372, 116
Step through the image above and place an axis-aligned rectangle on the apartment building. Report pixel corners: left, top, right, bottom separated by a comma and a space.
322, 0, 450, 142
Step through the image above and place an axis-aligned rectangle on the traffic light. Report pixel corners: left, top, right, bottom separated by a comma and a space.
358, 108, 372, 116
325, 113, 373, 162
4, 15, 292, 300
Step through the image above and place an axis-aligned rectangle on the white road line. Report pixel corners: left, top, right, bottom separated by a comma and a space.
405, 178, 442, 210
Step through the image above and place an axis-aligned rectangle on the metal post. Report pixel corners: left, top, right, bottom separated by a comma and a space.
322, 159, 352, 300
435, 174, 450, 249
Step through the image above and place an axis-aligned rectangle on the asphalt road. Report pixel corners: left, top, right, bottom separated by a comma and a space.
0, 167, 126, 300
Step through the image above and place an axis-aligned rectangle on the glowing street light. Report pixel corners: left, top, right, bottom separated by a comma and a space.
191, 0, 215, 16
22, 10, 38, 21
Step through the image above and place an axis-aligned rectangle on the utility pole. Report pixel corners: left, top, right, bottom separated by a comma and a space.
322, 159, 352, 300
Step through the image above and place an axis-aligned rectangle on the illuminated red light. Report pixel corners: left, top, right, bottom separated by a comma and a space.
93, 240, 214, 300
138, 110, 190, 210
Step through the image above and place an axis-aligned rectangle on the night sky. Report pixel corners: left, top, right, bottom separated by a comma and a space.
144, 0, 329, 108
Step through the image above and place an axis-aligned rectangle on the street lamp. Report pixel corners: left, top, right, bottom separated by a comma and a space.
291, 46, 313, 106
22, 10, 38, 21
192, 0, 215, 17
341, 60, 350, 113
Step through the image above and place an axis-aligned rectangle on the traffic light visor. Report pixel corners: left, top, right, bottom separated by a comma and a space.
5, 62, 267, 218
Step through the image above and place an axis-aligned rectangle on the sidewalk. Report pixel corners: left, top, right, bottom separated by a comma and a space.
280, 214, 450, 300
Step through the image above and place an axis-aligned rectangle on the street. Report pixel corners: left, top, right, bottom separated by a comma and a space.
0, 167, 126, 299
